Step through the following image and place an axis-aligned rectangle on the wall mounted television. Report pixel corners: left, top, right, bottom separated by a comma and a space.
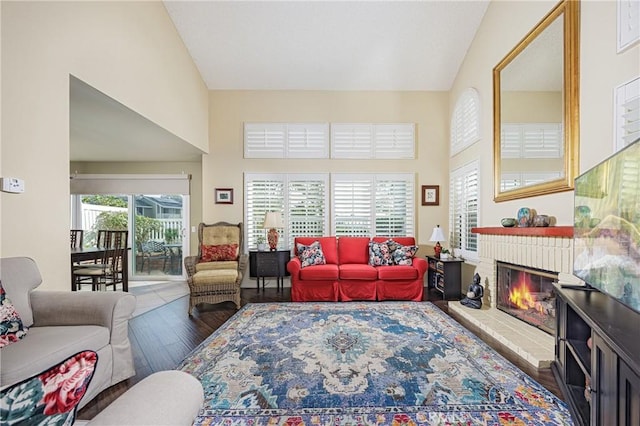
573, 139, 640, 314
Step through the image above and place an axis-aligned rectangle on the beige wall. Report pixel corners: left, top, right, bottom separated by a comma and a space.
450, 0, 639, 284
207, 90, 449, 252
1, 1, 208, 289
501, 91, 562, 122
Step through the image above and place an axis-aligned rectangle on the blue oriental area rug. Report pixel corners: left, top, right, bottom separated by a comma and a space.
178, 302, 572, 425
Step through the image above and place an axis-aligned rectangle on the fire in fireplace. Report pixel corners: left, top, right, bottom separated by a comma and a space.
496, 261, 558, 335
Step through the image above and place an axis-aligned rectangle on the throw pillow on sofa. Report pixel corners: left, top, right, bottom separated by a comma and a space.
0, 350, 97, 426
0, 281, 28, 348
297, 241, 326, 268
386, 239, 418, 266
368, 241, 393, 266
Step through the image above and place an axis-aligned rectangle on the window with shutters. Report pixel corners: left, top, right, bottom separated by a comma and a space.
501, 123, 563, 158
615, 76, 640, 152
450, 88, 481, 156
449, 162, 479, 260
245, 174, 328, 250
332, 173, 414, 237
331, 124, 415, 159
245, 173, 414, 249
244, 123, 329, 158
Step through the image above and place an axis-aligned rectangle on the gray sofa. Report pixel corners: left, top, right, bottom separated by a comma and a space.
80, 370, 204, 425
0, 257, 136, 409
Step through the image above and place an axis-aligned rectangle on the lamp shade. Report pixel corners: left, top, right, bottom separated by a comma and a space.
262, 211, 284, 229
429, 225, 446, 242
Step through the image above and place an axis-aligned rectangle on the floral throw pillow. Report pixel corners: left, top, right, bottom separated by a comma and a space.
201, 243, 239, 262
297, 241, 326, 268
0, 281, 28, 348
0, 350, 97, 426
368, 241, 393, 266
389, 241, 419, 265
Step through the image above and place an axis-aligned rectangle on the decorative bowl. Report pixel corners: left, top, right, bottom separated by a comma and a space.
501, 218, 517, 227
533, 214, 550, 227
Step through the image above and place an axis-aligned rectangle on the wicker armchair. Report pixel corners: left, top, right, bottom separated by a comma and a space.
184, 222, 248, 315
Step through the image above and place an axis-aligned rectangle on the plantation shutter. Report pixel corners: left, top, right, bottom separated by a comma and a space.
244, 123, 329, 158
501, 123, 563, 158
374, 175, 414, 236
449, 162, 479, 258
451, 88, 481, 156
287, 174, 329, 248
373, 124, 415, 159
286, 124, 329, 158
331, 124, 415, 159
615, 77, 640, 151
331, 124, 374, 158
332, 174, 374, 236
244, 174, 285, 249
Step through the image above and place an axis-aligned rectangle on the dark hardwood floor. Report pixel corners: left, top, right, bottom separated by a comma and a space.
77, 285, 563, 420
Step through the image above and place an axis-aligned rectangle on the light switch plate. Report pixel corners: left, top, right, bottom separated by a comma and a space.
1, 177, 25, 193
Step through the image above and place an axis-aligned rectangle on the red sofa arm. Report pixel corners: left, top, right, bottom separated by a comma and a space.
287, 257, 302, 276
412, 257, 427, 278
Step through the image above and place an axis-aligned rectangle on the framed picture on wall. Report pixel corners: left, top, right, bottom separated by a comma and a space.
421, 185, 439, 206
215, 188, 234, 204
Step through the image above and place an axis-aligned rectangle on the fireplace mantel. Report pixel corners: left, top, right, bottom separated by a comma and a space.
472, 226, 573, 238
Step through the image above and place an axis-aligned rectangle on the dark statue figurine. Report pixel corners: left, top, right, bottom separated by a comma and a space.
460, 273, 483, 309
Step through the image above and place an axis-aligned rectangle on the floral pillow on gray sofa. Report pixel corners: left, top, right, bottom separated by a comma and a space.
0, 281, 28, 347
0, 350, 97, 426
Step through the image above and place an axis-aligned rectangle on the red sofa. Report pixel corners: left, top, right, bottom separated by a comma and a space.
287, 236, 427, 302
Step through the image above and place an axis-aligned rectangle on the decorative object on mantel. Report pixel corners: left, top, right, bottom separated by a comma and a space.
517, 207, 535, 227
460, 272, 483, 309
429, 225, 446, 258
263, 211, 284, 251
533, 214, 550, 227
501, 218, 517, 227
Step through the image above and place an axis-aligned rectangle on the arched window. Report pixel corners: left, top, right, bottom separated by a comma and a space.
450, 88, 481, 156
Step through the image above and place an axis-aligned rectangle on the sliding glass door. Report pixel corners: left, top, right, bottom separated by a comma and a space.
71, 193, 189, 280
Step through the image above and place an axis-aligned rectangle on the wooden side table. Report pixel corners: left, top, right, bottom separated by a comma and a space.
249, 250, 291, 291
426, 255, 463, 300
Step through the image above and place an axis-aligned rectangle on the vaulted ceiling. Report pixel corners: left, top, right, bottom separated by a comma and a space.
71, 1, 490, 162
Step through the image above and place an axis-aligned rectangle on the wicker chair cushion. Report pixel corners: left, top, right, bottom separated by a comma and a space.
195, 261, 238, 272
192, 269, 238, 286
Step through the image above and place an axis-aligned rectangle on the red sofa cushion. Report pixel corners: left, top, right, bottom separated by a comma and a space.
339, 264, 378, 280
376, 265, 418, 280
294, 237, 338, 265
338, 237, 370, 264
299, 264, 339, 281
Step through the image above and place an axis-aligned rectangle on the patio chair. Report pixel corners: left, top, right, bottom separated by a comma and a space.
139, 240, 171, 274
184, 221, 247, 315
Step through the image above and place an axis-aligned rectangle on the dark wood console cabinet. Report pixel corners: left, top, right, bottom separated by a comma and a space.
426, 256, 463, 300
249, 250, 290, 291
553, 287, 640, 426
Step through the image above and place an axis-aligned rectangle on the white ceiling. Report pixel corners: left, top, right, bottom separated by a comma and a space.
71, 1, 491, 162
164, 0, 490, 91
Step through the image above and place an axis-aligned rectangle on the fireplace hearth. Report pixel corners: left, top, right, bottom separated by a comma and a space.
496, 262, 558, 335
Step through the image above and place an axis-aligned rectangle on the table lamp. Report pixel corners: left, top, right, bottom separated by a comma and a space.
429, 225, 446, 258
263, 211, 284, 251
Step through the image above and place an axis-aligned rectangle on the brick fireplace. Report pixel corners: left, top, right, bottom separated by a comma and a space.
449, 226, 582, 368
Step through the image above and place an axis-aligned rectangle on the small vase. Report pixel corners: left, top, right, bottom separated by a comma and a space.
257, 243, 267, 251
517, 207, 532, 227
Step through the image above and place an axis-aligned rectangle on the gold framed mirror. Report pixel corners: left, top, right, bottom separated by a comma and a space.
493, 0, 579, 202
